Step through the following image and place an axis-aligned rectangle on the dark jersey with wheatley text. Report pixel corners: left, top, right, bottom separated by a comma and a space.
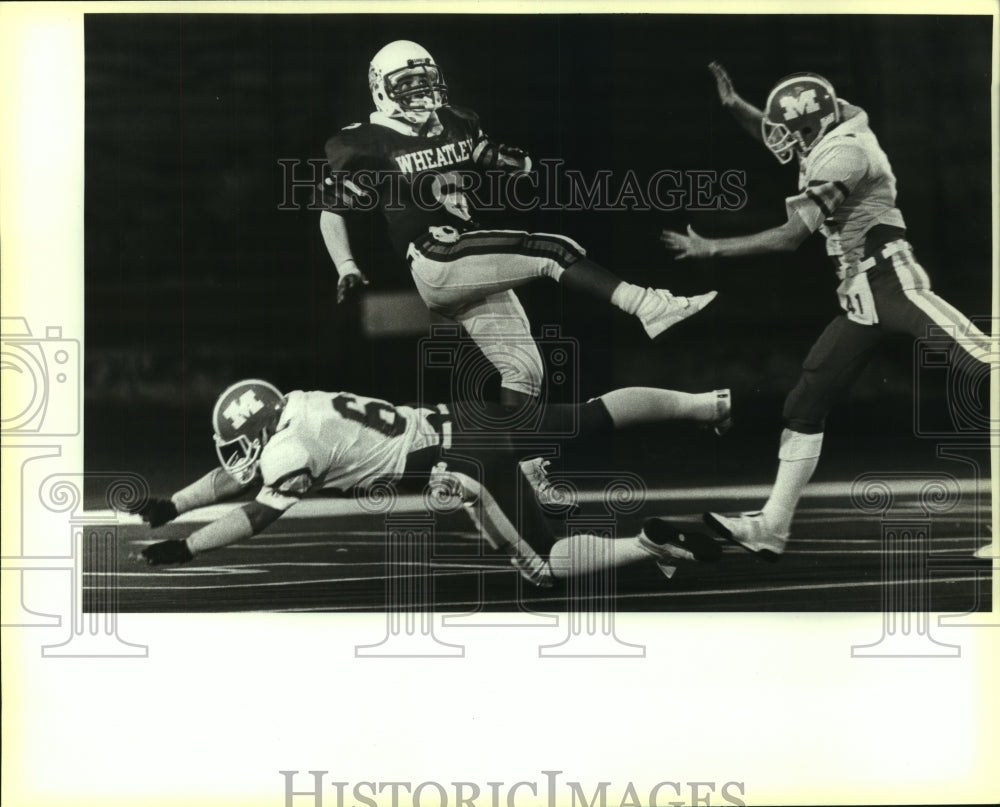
322, 105, 484, 258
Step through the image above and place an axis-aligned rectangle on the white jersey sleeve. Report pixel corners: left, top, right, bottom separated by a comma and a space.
785, 142, 869, 232
257, 428, 320, 512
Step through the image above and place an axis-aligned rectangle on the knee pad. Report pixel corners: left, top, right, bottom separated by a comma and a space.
783, 416, 826, 434
497, 351, 544, 399
782, 377, 828, 434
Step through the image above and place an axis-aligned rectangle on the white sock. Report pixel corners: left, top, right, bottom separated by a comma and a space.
610, 282, 647, 316
599, 387, 720, 426
548, 533, 653, 579
761, 429, 823, 534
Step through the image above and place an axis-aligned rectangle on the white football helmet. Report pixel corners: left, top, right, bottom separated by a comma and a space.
368, 40, 448, 125
761, 72, 841, 164
212, 379, 286, 484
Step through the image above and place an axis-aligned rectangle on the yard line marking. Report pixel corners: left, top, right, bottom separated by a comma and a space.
82, 568, 511, 591
92, 568, 985, 600
88, 478, 994, 522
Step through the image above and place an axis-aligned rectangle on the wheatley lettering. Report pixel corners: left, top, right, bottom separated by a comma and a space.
394, 137, 475, 176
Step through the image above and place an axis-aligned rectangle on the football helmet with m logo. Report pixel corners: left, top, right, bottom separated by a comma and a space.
212, 379, 286, 484
762, 72, 840, 164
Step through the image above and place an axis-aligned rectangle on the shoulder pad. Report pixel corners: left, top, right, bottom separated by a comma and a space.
440, 105, 482, 131
807, 135, 866, 174
324, 125, 387, 172
442, 104, 479, 121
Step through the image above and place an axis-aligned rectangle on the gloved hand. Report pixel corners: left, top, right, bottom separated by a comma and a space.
133, 497, 179, 528
472, 138, 531, 173
337, 268, 370, 304
141, 539, 194, 566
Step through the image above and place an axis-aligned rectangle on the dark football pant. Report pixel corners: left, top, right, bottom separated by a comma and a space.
784, 258, 992, 434
405, 398, 615, 559
408, 229, 588, 399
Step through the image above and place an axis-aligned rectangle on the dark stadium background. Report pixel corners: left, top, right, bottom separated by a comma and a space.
84, 13, 994, 494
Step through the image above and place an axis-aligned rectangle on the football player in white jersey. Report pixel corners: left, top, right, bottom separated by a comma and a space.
135, 380, 731, 586
660, 65, 994, 560
322, 40, 716, 411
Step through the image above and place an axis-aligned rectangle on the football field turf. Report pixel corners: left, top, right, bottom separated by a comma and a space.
85, 479, 994, 614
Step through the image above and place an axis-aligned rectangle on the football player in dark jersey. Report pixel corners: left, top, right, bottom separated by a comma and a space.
134, 380, 731, 586
662, 64, 994, 560
321, 40, 717, 410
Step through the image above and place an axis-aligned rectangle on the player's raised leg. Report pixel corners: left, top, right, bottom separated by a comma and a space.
548, 518, 721, 581
452, 290, 545, 408
597, 386, 731, 432
409, 228, 716, 341
521, 388, 731, 507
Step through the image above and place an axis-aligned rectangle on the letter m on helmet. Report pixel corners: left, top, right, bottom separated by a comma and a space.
780, 89, 820, 120
223, 391, 265, 429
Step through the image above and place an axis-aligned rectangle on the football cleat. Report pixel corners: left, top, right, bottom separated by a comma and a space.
519, 457, 576, 510
637, 289, 717, 340
703, 511, 788, 562
638, 518, 723, 563
702, 388, 732, 436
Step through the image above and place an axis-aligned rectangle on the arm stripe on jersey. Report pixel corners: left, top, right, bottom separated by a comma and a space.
805, 189, 832, 217
807, 179, 850, 200
270, 466, 314, 496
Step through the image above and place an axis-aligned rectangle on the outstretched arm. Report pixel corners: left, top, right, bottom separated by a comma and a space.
141, 500, 283, 565
660, 213, 811, 260
709, 61, 764, 144
320, 209, 369, 304
133, 467, 252, 528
